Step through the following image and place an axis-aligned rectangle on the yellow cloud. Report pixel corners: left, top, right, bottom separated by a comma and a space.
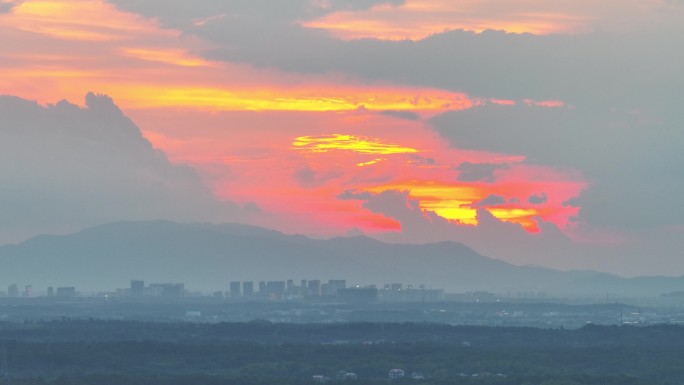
293, 134, 418, 155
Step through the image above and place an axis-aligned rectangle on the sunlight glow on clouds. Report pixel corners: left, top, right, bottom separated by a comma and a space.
359, 177, 583, 232
301, 0, 668, 41
301, 0, 589, 40
119, 48, 215, 67
0, 0, 475, 114
0, 0, 588, 241
0, 0, 682, 276
293, 134, 418, 155
12, 0, 167, 41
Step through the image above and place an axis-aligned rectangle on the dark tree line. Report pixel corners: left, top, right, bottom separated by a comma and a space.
1, 321, 684, 384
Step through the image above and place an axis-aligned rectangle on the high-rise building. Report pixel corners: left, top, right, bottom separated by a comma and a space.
47, 287, 54, 297
307, 279, 321, 297
266, 281, 286, 300
230, 281, 241, 298
56, 287, 76, 298
158, 283, 184, 298
7, 284, 18, 297
242, 281, 254, 297
258, 281, 266, 296
131, 280, 145, 297
338, 287, 378, 303
327, 279, 346, 296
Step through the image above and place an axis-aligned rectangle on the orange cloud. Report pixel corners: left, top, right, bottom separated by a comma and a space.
11, 0, 170, 41
360, 175, 583, 232
0, 0, 589, 240
119, 48, 215, 67
301, 0, 591, 40
364, 181, 481, 225
524, 99, 567, 108
357, 158, 385, 167
293, 134, 418, 155
490, 98, 517, 106
131, 105, 585, 237
0, 0, 477, 114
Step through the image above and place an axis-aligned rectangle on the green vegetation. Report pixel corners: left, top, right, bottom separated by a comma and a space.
1, 321, 683, 384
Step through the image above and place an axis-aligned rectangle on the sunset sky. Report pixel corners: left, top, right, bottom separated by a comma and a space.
1, 0, 683, 275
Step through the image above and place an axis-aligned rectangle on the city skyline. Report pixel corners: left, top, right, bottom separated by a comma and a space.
3, 277, 445, 301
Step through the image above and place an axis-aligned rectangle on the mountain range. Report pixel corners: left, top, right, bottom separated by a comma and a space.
1, 220, 683, 297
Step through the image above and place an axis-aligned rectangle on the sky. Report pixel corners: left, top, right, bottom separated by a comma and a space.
1, 0, 683, 276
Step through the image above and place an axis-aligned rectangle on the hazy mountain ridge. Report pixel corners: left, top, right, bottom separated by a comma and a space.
0, 220, 682, 297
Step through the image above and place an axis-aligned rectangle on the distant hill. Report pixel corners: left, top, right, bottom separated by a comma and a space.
1, 220, 683, 296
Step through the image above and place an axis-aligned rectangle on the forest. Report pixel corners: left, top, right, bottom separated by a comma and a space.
2, 320, 683, 385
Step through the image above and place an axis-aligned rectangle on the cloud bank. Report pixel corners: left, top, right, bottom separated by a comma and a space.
0, 93, 247, 243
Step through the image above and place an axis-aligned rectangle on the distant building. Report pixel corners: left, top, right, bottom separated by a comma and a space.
324, 280, 346, 296
258, 281, 266, 296
161, 283, 184, 298
338, 287, 378, 304
230, 281, 241, 298
266, 281, 286, 300
148, 283, 184, 298
56, 287, 76, 298
389, 369, 405, 380
7, 284, 18, 298
47, 287, 54, 297
130, 280, 145, 297
307, 279, 321, 297
24, 285, 32, 297
242, 281, 254, 297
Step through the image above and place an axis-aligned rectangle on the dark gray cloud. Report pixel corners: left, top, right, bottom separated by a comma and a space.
108, 1, 683, 111
339, 189, 684, 275
409, 155, 436, 165
472, 194, 506, 207
432, 103, 620, 169
110, 0, 404, 28
338, 189, 375, 201
0, 2, 12, 13
431, 103, 684, 230
528, 193, 547, 205
106, 1, 683, 118
0, 0, 17, 13
562, 197, 580, 207
378, 110, 421, 121
321, 0, 405, 12
339, 189, 590, 269
0, 93, 249, 244
455, 161, 509, 183
295, 165, 344, 187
